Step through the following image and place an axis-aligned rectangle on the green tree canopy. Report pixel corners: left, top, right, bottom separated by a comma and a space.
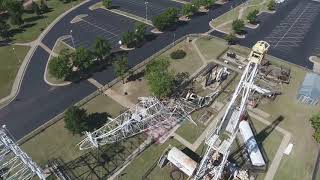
182, 3, 197, 17
122, 31, 136, 48
64, 106, 89, 135
102, 0, 112, 9
6, 0, 24, 26
72, 47, 93, 72
310, 113, 320, 143
152, 8, 179, 31
0, 20, 10, 40
113, 54, 129, 83
134, 22, 146, 43
48, 49, 72, 79
232, 19, 245, 34
224, 33, 237, 45
32, 2, 41, 16
93, 37, 111, 61
247, 9, 259, 24
145, 58, 174, 98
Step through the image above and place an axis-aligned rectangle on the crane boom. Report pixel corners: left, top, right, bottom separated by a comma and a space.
194, 41, 270, 180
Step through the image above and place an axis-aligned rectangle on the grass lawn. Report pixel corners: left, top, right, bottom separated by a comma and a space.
52, 40, 74, 54
0, 45, 30, 99
229, 44, 319, 179
119, 138, 188, 180
21, 95, 126, 166
194, 37, 228, 60
211, 0, 270, 33
158, 40, 203, 75
251, 118, 283, 180
12, 0, 83, 43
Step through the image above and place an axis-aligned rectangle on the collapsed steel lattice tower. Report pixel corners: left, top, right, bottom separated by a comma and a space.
194, 41, 270, 180
0, 126, 46, 180
79, 97, 192, 150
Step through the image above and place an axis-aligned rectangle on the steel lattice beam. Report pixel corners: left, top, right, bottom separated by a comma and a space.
0, 126, 46, 180
194, 41, 270, 180
79, 97, 193, 150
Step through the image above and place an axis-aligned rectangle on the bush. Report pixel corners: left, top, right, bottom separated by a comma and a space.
102, 0, 112, 9
267, 0, 276, 11
224, 33, 237, 45
232, 19, 245, 34
310, 113, 320, 143
247, 9, 259, 24
170, 49, 187, 59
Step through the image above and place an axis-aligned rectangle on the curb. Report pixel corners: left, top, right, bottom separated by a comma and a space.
43, 35, 73, 87
0, 0, 90, 109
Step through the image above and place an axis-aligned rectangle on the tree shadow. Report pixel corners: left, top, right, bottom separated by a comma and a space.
87, 112, 111, 132
145, 33, 158, 42
23, 15, 46, 23
127, 71, 144, 82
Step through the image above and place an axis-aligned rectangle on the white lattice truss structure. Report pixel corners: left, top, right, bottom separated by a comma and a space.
194, 41, 270, 180
79, 97, 193, 150
0, 126, 45, 180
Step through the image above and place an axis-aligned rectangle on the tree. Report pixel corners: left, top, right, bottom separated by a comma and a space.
232, 19, 245, 34
102, 0, 112, 9
152, 8, 179, 31
64, 106, 89, 135
247, 9, 259, 24
182, 3, 197, 17
48, 49, 72, 79
113, 55, 129, 83
6, 1, 24, 26
267, 0, 276, 11
32, 2, 41, 16
202, 0, 216, 8
0, 0, 9, 11
134, 22, 146, 43
93, 37, 111, 62
40, 0, 49, 13
72, 47, 93, 72
224, 33, 237, 45
122, 31, 136, 48
0, 20, 10, 40
145, 58, 174, 98
310, 113, 320, 143
192, 0, 201, 10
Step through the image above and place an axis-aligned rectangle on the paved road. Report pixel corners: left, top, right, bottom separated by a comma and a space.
0, 0, 246, 140
240, 0, 320, 68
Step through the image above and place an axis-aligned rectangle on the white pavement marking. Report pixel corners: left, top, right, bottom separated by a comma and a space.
81, 19, 119, 37
274, 3, 310, 48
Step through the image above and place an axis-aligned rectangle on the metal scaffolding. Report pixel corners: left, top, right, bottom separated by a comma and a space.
79, 97, 193, 150
194, 41, 270, 180
0, 126, 46, 180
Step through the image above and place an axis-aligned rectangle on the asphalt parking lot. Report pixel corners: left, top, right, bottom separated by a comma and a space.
111, 0, 183, 19
63, 9, 151, 49
240, 0, 320, 68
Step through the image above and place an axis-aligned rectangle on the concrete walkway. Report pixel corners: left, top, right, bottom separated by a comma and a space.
87, 78, 135, 108
39, 42, 58, 57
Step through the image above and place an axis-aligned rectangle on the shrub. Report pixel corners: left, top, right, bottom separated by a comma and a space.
267, 0, 276, 11
232, 19, 245, 34
170, 49, 187, 59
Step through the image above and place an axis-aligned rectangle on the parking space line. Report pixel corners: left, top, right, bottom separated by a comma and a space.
81, 19, 119, 37
274, 3, 311, 48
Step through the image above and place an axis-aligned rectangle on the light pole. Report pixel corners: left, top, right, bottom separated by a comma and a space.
70, 30, 75, 49
145, 1, 148, 21
172, 33, 176, 46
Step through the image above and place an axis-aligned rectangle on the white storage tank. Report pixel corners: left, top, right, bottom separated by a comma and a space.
239, 121, 266, 167
167, 147, 198, 177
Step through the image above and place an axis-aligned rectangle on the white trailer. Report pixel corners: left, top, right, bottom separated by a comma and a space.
239, 121, 265, 167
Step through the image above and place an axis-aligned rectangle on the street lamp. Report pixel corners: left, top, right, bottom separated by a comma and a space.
172, 33, 176, 45
145, 1, 149, 21
70, 30, 75, 49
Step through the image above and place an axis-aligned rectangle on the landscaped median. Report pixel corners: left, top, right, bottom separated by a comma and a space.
210, 0, 276, 37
